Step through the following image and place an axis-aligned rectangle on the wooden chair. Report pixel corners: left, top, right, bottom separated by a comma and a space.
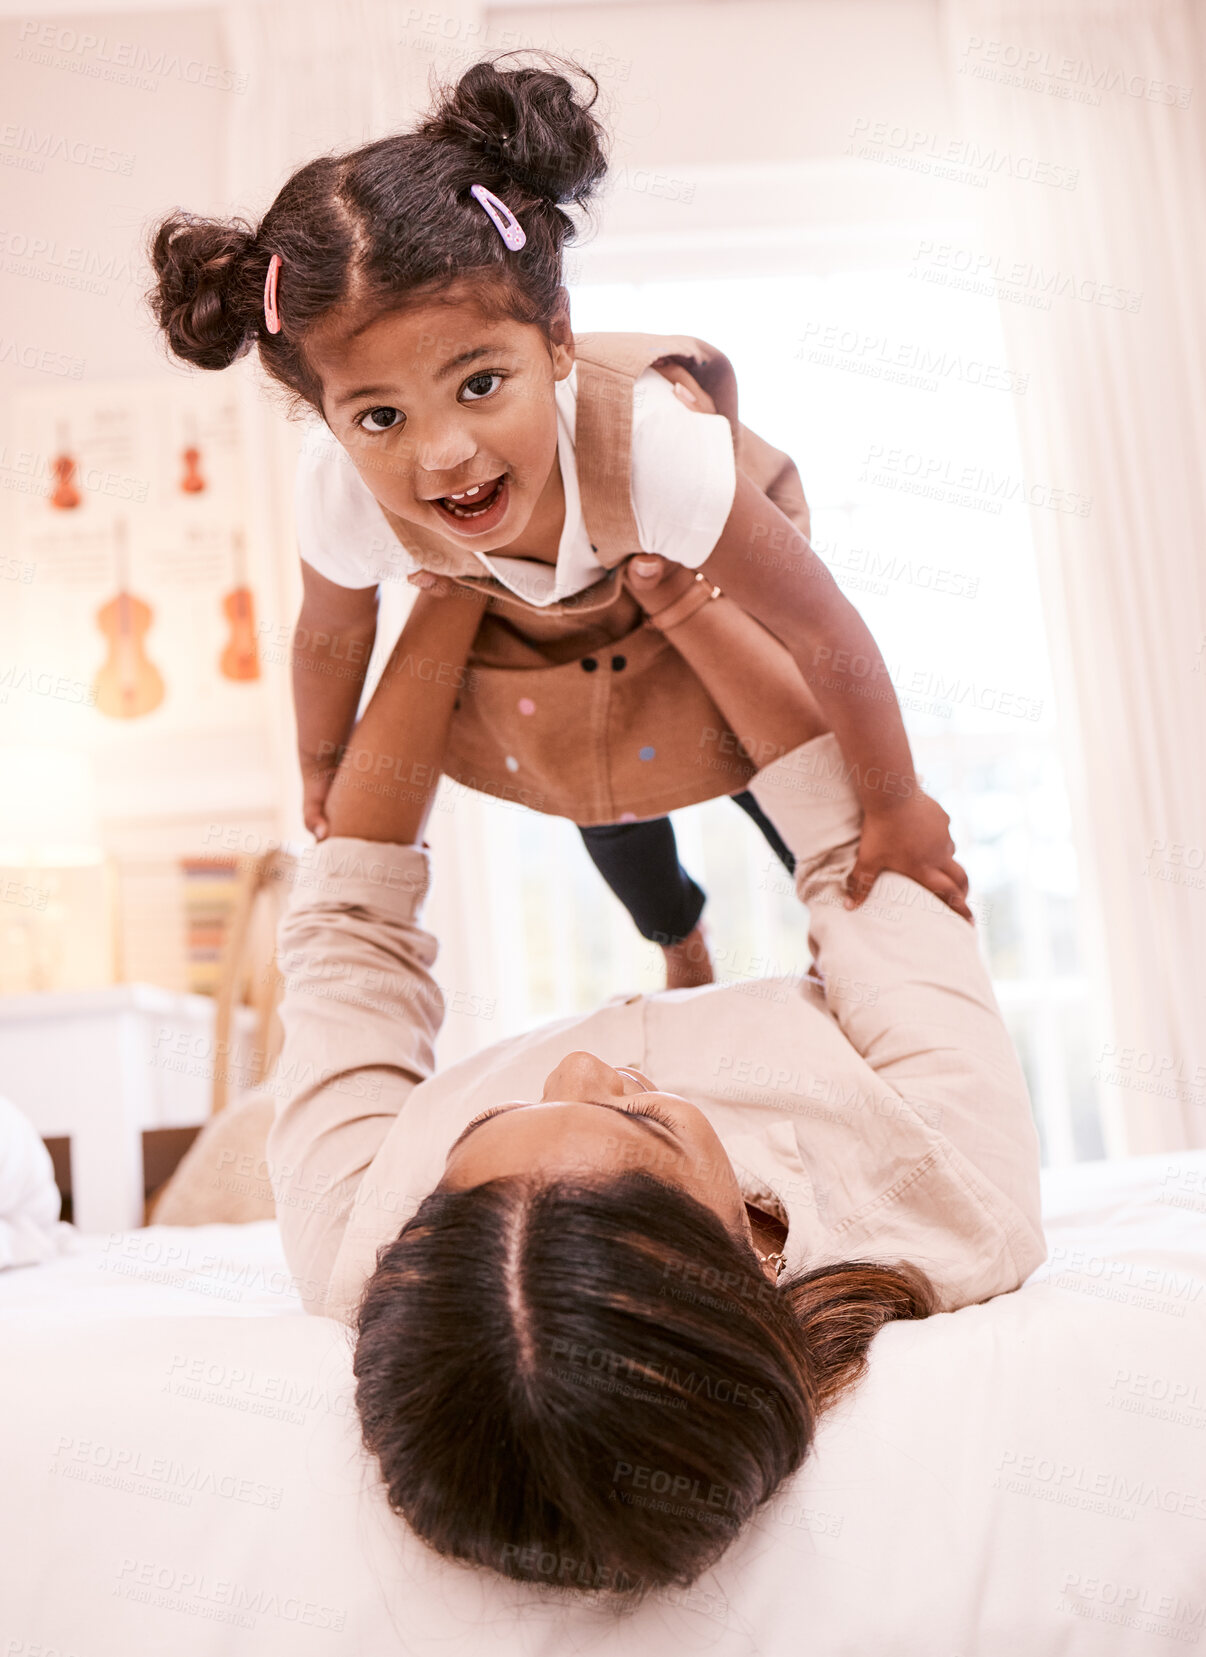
144, 847, 296, 1225
211, 846, 295, 1116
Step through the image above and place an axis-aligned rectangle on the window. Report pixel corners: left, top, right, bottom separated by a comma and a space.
413, 259, 1101, 1165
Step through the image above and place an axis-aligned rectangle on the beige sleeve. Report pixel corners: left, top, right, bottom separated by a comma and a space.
747, 734, 1047, 1289
266, 836, 445, 1315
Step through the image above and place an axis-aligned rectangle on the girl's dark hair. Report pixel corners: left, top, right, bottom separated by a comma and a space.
353, 1171, 934, 1597
145, 51, 608, 410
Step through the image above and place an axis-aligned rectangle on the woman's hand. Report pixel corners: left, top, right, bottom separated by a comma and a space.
650, 357, 719, 415
625, 554, 829, 764
848, 794, 973, 922
407, 569, 458, 596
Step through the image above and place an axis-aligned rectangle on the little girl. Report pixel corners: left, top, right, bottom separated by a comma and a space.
147, 51, 970, 976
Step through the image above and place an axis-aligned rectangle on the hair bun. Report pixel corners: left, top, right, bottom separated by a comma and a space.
147, 212, 257, 371
420, 52, 609, 214
476, 132, 559, 203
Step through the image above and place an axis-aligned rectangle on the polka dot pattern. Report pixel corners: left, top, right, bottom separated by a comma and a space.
638, 745, 656, 763
518, 697, 536, 716
504, 755, 519, 773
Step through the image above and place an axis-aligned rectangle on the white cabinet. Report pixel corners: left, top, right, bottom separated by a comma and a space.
0, 984, 255, 1232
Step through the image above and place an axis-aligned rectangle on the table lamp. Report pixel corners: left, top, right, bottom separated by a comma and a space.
0, 748, 112, 993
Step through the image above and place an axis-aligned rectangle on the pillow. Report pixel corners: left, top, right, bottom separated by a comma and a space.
0, 1094, 76, 1267
147, 1089, 276, 1226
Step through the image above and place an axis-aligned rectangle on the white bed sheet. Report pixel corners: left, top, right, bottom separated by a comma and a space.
2, 1151, 1206, 1656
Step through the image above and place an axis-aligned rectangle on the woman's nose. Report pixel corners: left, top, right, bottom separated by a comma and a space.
540, 1050, 624, 1104
616, 1064, 655, 1091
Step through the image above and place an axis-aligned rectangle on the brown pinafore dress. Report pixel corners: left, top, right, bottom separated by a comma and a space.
373, 331, 812, 827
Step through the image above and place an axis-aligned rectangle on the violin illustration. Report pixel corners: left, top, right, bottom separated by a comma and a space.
219, 528, 261, 682
180, 414, 206, 494
50, 421, 81, 510
93, 518, 165, 719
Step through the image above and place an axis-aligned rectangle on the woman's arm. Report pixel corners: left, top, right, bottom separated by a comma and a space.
751, 745, 1045, 1287
292, 561, 379, 838
629, 556, 1044, 1286
268, 586, 487, 1315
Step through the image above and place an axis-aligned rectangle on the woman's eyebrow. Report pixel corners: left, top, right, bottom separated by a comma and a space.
447, 1099, 674, 1155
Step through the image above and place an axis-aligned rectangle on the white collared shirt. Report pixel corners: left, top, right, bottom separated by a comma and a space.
293, 363, 738, 606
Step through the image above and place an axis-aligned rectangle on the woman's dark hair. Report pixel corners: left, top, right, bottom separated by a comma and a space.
145, 51, 608, 410
353, 1171, 934, 1597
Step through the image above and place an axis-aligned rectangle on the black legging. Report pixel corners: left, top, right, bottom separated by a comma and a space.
578, 792, 797, 946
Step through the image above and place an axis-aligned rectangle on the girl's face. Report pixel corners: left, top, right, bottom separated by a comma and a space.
307, 282, 573, 552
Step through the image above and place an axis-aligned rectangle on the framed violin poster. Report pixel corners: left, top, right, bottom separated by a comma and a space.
5, 371, 280, 821
92, 517, 166, 720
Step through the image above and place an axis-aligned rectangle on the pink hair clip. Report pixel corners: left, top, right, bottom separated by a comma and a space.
470, 184, 526, 252
263, 253, 282, 334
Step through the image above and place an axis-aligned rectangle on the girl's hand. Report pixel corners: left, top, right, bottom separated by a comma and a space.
848, 794, 973, 922
300, 754, 337, 841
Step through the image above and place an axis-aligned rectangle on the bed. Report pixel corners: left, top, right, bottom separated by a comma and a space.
3, 1149, 1205, 1656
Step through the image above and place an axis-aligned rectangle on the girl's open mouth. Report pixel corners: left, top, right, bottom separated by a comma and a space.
433, 473, 509, 535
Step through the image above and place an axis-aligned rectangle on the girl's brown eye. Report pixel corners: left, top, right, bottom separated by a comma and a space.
359, 406, 400, 433
462, 371, 503, 401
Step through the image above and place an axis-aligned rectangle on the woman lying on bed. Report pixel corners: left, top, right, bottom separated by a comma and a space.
268, 555, 1046, 1598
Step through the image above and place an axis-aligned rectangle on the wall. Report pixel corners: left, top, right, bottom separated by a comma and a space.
0, 0, 961, 992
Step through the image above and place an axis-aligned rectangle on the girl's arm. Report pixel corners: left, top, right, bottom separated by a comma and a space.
323, 584, 488, 844
292, 560, 380, 837
697, 471, 970, 916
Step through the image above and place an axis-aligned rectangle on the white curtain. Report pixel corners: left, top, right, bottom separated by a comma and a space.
940, 0, 1206, 1153
219, 0, 480, 764
224, 0, 486, 173
219, 0, 509, 1069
